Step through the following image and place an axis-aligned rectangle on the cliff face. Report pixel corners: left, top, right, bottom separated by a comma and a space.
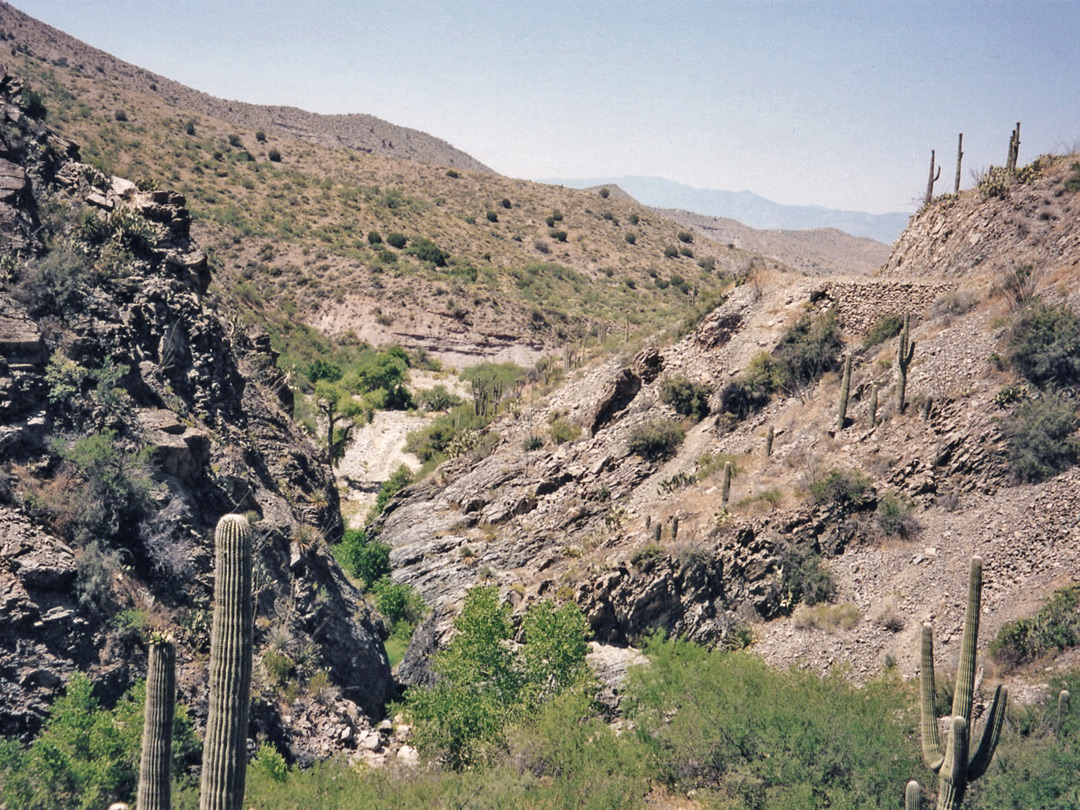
0, 69, 391, 762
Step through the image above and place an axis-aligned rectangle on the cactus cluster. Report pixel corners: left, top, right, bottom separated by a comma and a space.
914, 557, 1007, 810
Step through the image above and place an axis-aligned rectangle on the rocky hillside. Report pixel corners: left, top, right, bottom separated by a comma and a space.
0, 12, 788, 370
0, 70, 391, 763
0, 1, 491, 174
659, 207, 893, 276
376, 155, 1080, 694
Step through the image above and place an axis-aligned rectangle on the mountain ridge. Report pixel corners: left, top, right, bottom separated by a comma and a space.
0, 0, 493, 173
544, 175, 912, 243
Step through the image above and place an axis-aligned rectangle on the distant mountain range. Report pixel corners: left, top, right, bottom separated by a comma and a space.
542, 176, 911, 244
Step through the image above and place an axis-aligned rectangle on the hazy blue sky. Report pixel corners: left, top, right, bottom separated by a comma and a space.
10, 1, 1080, 214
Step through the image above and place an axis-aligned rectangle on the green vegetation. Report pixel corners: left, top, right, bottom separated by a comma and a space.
370, 464, 414, 519
777, 544, 837, 608
332, 528, 391, 588
720, 309, 843, 421
1008, 301, 1080, 390
0, 674, 199, 810
862, 314, 904, 350
876, 492, 919, 537
627, 418, 685, 461
990, 585, 1080, 669
1001, 394, 1079, 483
809, 467, 873, 513
659, 374, 711, 420
404, 586, 593, 768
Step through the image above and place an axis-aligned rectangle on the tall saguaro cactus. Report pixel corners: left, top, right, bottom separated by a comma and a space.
200, 515, 254, 810
836, 354, 852, 433
897, 313, 915, 413
869, 383, 879, 427
954, 133, 964, 195
1006, 122, 1022, 174
138, 634, 176, 810
925, 150, 942, 204
918, 557, 1008, 810
721, 461, 732, 510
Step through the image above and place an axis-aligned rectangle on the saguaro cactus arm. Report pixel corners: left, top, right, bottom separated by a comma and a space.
199, 514, 254, 810
950, 557, 983, 725
906, 780, 924, 810
936, 716, 969, 810
968, 683, 1007, 780
925, 150, 942, 204
138, 634, 176, 810
919, 623, 944, 771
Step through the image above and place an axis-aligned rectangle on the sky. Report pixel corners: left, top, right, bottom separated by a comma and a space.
9, 1, 1080, 214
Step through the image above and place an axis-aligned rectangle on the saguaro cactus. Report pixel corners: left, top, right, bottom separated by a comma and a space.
765, 425, 774, 457
1057, 689, 1071, 734
836, 354, 852, 433
954, 133, 964, 195
721, 461, 732, 510
200, 515, 254, 810
918, 557, 1008, 810
138, 634, 176, 810
906, 780, 924, 810
1006, 122, 1021, 174
869, 383, 879, 427
897, 314, 915, 413
925, 150, 942, 204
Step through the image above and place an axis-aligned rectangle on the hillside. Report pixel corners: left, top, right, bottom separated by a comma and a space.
373, 155, 1080, 694
658, 207, 892, 277
0, 4, 791, 372
0, 71, 390, 760
0, 1, 492, 173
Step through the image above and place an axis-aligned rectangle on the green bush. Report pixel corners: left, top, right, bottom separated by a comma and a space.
0, 674, 199, 810
16, 249, 91, 316
386, 232, 408, 249
624, 635, 923, 806
663, 245, 679, 259
548, 229, 567, 242
659, 374, 711, 420
1001, 394, 1080, 482
772, 307, 844, 391
990, 585, 1080, 669
875, 492, 919, 537
405, 237, 449, 267
333, 528, 391, 588
486, 210, 499, 223
720, 352, 783, 419
777, 544, 837, 607
809, 468, 873, 513
417, 385, 462, 412
367, 230, 383, 245
1066, 161, 1080, 192
627, 419, 685, 461
1008, 301, 1080, 389
677, 231, 693, 244
255, 130, 267, 143
267, 148, 281, 162
405, 587, 592, 769
371, 464, 414, 518
371, 577, 427, 634
861, 314, 904, 350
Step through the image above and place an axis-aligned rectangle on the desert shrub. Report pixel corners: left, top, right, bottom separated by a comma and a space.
1008, 301, 1080, 389
861, 314, 904, 350
371, 464, 414, 518
405, 237, 449, 267
1066, 161, 1080, 192
307, 358, 343, 383
333, 528, 391, 588
524, 433, 544, 451
677, 231, 693, 244
500, 198, 512, 208
1001, 394, 1080, 483
386, 232, 408, 249
624, 635, 922, 806
624, 232, 636, 244
990, 586, 1080, 669
875, 492, 919, 537
255, 130, 267, 142
627, 419, 685, 461
51, 430, 154, 546
697, 256, 716, 272
417, 385, 462, 412
659, 374, 711, 420
367, 230, 383, 245
793, 602, 861, 631
777, 544, 837, 607
663, 245, 679, 259
548, 229, 567, 242
113, 108, 127, 121
772, 307, 844, 391
445, 168, 460, 178
74, 541, 122, 618
267, 148, 281, 162
16, 248, 91, 316
549, 417, 581, 445
719, 352, 783, 419
486, 210, 499, 222
809, 467, 873, 513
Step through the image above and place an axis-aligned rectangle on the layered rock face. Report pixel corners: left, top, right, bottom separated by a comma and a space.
0, 69, 391, 760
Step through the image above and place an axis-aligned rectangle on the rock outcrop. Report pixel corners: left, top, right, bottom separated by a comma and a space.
0, 70, 392, 758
